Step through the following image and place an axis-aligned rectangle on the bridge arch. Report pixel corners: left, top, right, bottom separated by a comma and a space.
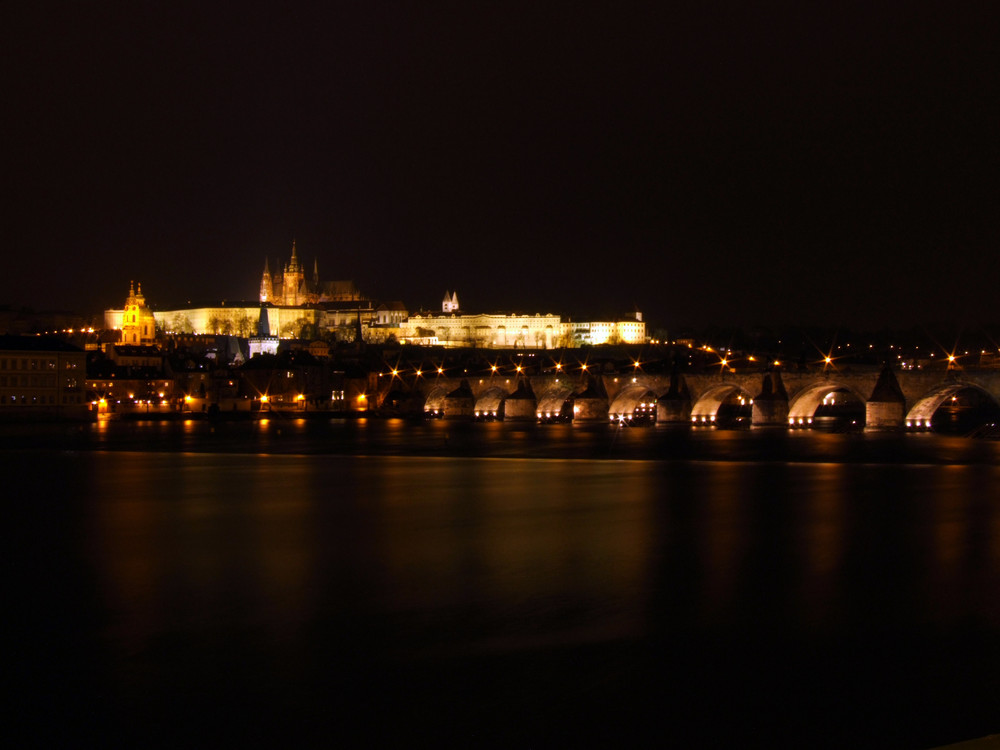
787, 382, 868, 426
690, 384, 754, 425
608, 384, 658, 422
475, 386, 507, 420
422, 385, 450, 416
905, 381, 1000, 428
536, 383, 576, 421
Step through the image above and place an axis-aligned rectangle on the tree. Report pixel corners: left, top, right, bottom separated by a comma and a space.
234, 312, 253, 338
171, 314, 194, 334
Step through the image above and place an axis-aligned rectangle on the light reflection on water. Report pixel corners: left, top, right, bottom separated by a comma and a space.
7, 424, 1000, 747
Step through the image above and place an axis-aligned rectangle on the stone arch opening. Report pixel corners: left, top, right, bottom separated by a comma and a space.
537, 383, 575, 422
906, 382, 1000, 434
474, 386, 507, 421
690, 384, 753, 427
608, 384, 658, 424
787, 382, 867, 430
423, 385, 450, 418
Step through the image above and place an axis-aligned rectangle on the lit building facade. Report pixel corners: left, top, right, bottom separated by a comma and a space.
402, 310, 646, 349
0, 335, 88, 417
119, 281, 157, 345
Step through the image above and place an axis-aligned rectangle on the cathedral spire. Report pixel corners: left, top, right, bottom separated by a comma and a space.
260, 257, 274, 303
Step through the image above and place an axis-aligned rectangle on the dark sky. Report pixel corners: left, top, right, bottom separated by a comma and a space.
3, 2, 998, 330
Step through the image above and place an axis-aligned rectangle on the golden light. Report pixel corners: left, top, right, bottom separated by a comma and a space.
437, 367, 444, 374
515, 365, 523, 373
555, 362, 563, 371
491, 364, 498, 372
392, 369, 399, 377
720, 359, 728, 367
184, 395, 193, 403
415, 369, 422, 377
824, 356, 833, 365
260, 395, 269, 403
357, 393, 367, 402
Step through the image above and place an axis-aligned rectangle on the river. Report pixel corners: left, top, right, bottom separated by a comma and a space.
8, 419, 1000, 747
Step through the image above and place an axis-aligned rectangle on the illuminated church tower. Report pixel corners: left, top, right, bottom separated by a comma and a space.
121, 281, 157, 345
282, 241, 305, 306
259, 257, 274, 302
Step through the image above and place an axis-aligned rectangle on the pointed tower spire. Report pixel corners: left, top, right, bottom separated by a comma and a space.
260, 257, 274, 303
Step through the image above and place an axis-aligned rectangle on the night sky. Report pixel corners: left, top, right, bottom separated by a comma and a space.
3, 3, 998, 330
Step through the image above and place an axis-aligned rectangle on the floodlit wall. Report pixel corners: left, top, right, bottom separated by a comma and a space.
403, 313, 645, 348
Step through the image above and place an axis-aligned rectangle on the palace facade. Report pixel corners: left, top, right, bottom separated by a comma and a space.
400, 292, 646, 348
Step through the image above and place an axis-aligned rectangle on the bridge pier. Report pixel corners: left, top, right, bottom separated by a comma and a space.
504, 378, 538, 421
573, 376, 609, 422
751, 370, 789, 427
444, 379, 475, 419
656, 369, 692, 423
865, 366, 906, 431
657, 398, 692, 423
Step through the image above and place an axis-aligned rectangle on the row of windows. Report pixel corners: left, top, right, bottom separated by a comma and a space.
0, 374, 59, 387
1, 393, 84, 406
87, 381, 173, 389
0, 357, 59, 370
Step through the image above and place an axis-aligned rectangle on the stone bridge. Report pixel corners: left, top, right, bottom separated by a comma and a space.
375, 366, 1000, 430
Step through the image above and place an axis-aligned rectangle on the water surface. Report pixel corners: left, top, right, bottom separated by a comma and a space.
8, 422, 1000, 747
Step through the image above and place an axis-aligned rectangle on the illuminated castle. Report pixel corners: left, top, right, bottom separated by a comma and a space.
260, 241, 362, 306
